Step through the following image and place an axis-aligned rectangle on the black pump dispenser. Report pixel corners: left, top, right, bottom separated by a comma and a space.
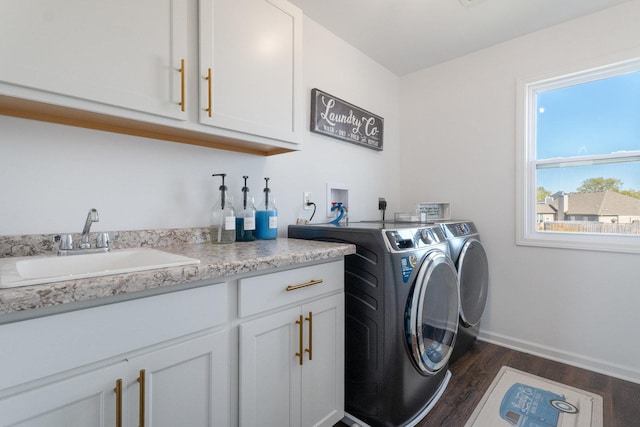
256, 177, 278, 239
212, 173, 228, 209
210, 173, 235, 243
236, 175, 256, 241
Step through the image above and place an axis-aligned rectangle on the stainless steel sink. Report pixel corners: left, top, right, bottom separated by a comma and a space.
0, 248, 200, 288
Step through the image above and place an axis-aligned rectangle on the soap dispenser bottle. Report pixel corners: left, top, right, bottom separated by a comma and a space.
256, 177, 278, 239
235, 175, 256, 242
210, 173, 236, 244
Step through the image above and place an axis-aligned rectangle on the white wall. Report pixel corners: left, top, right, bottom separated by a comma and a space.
3, 0, 638, 385
399, 0, 640, 382
0, 15, 399, 236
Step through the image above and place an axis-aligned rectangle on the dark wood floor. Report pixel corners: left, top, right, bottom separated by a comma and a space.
337, 341, 640, 426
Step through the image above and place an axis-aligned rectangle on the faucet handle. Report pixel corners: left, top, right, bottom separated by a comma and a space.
96, 232, 111, 249
55, 234, 74, 250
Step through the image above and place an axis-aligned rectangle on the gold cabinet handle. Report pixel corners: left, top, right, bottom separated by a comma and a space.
113, 379, 123, 427
137, 369, 146, 427
305, 311, 313, 361
205, 68, 212, 117
286, 279, 323, 292
178, 59, 185, 112
295, 315, 304, 366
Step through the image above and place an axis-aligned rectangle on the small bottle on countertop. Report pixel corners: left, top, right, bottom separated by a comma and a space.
235, 175, 256, 242
210, 173, 236, 244
256, 177, 278, 239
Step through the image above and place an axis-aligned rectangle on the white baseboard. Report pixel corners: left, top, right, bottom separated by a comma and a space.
478, 330, 640, 385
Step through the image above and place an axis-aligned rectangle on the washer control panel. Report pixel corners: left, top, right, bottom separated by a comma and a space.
384, 226, 445, 251
441, 221, 477, 238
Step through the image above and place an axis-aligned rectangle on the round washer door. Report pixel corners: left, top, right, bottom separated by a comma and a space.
406, 250, 459, 375
457, 238, 489, 328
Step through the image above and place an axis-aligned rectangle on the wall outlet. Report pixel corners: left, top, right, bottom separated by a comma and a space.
303, 192, 313, 210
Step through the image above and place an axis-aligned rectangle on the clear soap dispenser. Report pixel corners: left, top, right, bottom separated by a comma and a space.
210, 173, 236, 244
235, 175, 256, 242
256, 177, 278, 240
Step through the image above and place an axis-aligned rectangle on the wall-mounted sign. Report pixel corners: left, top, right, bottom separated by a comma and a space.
310, 88, 383, 151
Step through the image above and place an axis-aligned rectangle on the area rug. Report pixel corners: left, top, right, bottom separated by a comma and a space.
465, 366, 603, 427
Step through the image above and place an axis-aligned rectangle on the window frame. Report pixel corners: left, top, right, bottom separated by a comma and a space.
516, 56, 640, 254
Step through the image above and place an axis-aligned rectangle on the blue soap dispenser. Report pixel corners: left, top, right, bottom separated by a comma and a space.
236, 175, 256, 241
256, 177, 278, 239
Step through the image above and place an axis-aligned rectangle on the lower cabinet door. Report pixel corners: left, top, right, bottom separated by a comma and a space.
301, 294, 345, 427
239, 294, 344, 427
0, 361, 127, 427
239, 306, 302, 427
126, 330, 229, 427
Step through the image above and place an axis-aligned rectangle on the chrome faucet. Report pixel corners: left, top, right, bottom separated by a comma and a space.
54, 208, 111, 256
79, 208, 99, 249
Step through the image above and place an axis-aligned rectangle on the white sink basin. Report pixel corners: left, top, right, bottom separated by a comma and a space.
0, 248, 200, 288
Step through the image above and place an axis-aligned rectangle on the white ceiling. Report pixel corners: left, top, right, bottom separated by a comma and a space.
288, 0, 632, 76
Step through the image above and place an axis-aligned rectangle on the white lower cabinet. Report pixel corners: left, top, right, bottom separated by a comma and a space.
299, 295, 344, 427
238, 261, 345, 427
0, 361, 126, 427
0, 283, 229, 427
126, 330, 229, 427
0, 259, 346, 427
0, 331, 227, 427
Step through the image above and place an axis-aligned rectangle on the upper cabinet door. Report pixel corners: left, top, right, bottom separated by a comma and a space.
0, 0, 188, 120
199, 0, 303, 143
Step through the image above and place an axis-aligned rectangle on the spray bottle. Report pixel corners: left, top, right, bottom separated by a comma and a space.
210, 173, 236, 244
235, 175, 256, 242
256, 177, 278, 239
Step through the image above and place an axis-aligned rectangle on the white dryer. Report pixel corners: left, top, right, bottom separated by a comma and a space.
438, 221, 489, 361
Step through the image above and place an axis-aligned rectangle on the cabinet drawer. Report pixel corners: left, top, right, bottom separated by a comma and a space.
0, 282, 227, 391
238, 260, 344, 317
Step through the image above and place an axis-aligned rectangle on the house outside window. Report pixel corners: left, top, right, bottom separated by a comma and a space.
516, 56, 640, 253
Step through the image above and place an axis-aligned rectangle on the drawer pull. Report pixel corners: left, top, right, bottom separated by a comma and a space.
295, 315, 304, 365
114, 378, 123, 427
286, 279, 323, 292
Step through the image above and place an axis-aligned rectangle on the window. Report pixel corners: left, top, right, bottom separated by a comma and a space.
517, 57, 640, 253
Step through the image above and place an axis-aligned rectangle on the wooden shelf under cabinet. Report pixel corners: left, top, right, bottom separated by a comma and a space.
0, 95, 295, 156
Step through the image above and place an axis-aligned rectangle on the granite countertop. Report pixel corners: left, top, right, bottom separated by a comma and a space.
0, 229, 355, 319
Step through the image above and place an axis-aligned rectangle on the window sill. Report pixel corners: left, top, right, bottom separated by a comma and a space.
516, 229, 640, 254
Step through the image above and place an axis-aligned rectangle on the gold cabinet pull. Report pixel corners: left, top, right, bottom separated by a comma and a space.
286, 279, 323, 292
113, 379, 123, 427
305, 311, 313, 361
178, 59, 185, 112
137, 369, 146, 427
205, 68, 212, 117
295, 315, 304, 366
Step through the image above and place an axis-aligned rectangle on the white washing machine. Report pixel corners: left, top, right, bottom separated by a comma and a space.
438, 221, 489, 361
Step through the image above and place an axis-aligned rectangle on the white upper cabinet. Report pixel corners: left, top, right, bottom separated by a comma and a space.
198, 0, 303, 143
0, 0, 302, 154
0, 0, 188, 120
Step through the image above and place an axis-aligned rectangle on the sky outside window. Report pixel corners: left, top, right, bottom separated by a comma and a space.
535, 70, 640, 194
